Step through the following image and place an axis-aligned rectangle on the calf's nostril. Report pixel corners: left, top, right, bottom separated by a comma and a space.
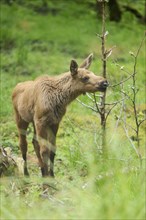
102, 81, 109, 88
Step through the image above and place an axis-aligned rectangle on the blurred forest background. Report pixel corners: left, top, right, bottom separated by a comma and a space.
0, 0, 146, 219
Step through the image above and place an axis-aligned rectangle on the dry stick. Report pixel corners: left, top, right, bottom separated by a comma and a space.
130, 34, 145, 162
133, 39, 145, 126
99, 0, 107, 157
120, 34, 145, 167
93, 1, 108, 156
100, 0, 106, 125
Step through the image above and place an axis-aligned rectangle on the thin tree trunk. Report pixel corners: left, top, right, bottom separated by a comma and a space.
100, 1, 107, 157
108, 0, 122, 22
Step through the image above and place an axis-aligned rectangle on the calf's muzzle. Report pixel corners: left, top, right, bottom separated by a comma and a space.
98, 80, 109, 92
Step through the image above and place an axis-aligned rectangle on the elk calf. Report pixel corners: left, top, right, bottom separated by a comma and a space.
12, 54, 108, 177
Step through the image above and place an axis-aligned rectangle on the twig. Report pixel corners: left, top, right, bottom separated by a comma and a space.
76, 98, 98, 113
138, 118, 146, 126
105, 102, 118, 121
93, 93, 101, 114
92, 93, 103, 98
110, 73, 134, 88
113, 61, 132, 75
104, 98, 126, 105
121, 119, 137, 133
86, 93, 94, 102
123, 124, 141, 159
86, 93, 101, 106
130, 33, 146, 151
121, 81, 142, 167
120, 90, 133, 102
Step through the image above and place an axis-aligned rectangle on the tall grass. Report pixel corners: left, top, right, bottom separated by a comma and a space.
1, 158, 145, 219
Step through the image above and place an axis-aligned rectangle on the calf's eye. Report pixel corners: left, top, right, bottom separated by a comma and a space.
82, 76, 89, 83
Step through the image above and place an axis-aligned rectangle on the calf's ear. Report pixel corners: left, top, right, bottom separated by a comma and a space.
80, 53, 93, 69
70, 60, 78, 76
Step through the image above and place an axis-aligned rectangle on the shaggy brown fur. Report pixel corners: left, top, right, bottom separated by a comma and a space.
12, 54, 108, 177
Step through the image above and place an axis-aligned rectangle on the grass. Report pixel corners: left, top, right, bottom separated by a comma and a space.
0, 1, 146, 219
1, 169, 145, 219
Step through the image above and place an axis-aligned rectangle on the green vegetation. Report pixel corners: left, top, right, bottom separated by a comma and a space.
0, 1, 145, 219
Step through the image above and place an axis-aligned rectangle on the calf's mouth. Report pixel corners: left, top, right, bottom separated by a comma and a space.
97, 80, 109, 92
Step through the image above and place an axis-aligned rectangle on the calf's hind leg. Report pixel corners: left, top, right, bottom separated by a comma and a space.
49, 124, 59, 177
34, 122, 49, 176
35, 122, 58, 177
15, 112, 29, 176
32, 123, 44, 173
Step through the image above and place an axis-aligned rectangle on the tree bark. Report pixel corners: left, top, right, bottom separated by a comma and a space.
96, 0, 122, 22
108, 0, 122, 22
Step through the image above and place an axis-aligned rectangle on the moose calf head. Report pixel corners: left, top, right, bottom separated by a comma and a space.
70, 53, 109, 94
